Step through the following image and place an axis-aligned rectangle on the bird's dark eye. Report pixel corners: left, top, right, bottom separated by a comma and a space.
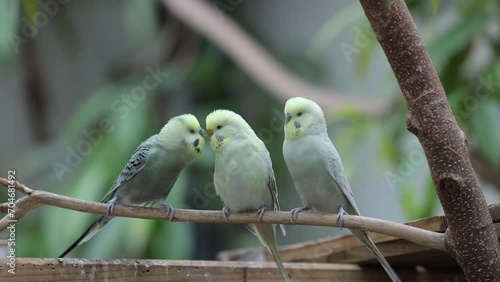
189, 129, 196, 134
297, 112, 303, 117
217, 125, 223, 130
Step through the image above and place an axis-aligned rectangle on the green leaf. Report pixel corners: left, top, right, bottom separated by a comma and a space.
471, 101, 500, 169
355, 21, 378, 78
428, 13, 488, 64
61, 80, 156, 141
440, 43, 471, 92
376, 116, 405, 166
400, 178, 437, 220
421, 178, 438, 219
447, 88, 469, 125
22, 0, 38, 23
60, 92, 118, 140
401, 185, 416, 219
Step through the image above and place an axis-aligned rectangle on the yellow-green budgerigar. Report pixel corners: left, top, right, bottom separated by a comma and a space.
59, 114, 205, 258
205, 109, 290, 282
283, 97, 401, 282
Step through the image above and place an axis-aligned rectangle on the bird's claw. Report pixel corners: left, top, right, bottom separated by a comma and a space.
336, 207, 347, 230
106, 197, 118, 217
160, 203, 175, 221
222, 206, 229, 222
289, 206, 310, 224
257, 206, 267, 222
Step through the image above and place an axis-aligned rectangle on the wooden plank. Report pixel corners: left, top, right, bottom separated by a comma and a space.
218, 215, 452, 266
0, 258, 464, 281
218, 236, 455, 267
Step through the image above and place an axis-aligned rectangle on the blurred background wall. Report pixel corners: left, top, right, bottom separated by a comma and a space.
1, 0, 499, 260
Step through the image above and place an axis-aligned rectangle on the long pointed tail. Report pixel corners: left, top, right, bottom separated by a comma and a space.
267, 242, 291, 282
59, 215, 112, 258
352, 229, 401, 282
253, 224, 291, 282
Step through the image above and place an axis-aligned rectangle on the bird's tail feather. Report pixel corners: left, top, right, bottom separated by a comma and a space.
352, 229, 401, 282
59, 215, 112, 258
253, 224, 291, 282
267, 243, 291, 282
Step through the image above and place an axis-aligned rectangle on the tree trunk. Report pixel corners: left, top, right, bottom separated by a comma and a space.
359, 0, 500, 280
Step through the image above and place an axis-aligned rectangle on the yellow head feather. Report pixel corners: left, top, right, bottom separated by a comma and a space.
284, 97, 327, 139
158, 114, 205, 156
205, 109, 255, 153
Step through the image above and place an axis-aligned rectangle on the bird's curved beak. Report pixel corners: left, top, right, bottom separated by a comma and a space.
285, 113, 292, 124
206, 129, 214, 137
199, 127, 209, 138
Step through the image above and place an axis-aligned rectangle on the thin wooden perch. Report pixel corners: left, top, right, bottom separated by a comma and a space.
0, 177, 445, 252
359, 0, 500, 279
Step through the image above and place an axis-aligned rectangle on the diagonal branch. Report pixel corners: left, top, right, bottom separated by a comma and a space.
162, 0, 393, 116
359, 0, 500, 279
0, 177, 445, 252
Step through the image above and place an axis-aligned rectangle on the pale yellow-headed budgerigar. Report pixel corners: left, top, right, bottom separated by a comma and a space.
59, 114, 205, 258
205, 109, 290, 282
283, 97, 401, 282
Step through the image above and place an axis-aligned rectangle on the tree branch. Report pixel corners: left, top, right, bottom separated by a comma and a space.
359, 0, 500, 279
0, 177, 445, 252
162, 0, 393, 116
